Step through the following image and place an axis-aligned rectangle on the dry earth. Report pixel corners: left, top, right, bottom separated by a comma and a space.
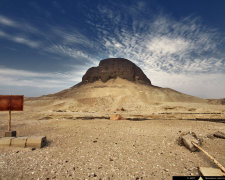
0, 78, 225, 179
0, 105, 225, 180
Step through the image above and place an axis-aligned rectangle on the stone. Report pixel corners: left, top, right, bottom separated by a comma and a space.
82, 58, 151, 85
213, 131, 225, 139
5, 131, 16, 137
0, 137, 15, 147
110, 114, 126, 120
26, 136, 47, 148
11, 137, 28, 147
181, 133, 200, 152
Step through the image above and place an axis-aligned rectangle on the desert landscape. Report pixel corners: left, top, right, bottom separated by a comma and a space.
0, 59, 225, 180
0, 58, 225, 179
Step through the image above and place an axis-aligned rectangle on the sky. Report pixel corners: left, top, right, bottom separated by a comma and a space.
0, 0, 225, 98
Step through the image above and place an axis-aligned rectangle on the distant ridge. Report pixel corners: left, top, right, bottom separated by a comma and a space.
207, 98, 225, 105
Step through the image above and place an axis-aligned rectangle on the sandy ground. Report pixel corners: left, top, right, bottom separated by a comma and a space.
0, 108, 225, 180
0, 78, 225, 179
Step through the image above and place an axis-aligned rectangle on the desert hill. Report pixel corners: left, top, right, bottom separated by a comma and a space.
207, 98, 225, 105
28, 58, 220, 113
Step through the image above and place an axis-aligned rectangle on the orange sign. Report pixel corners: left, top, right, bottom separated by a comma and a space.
0, 95, 24, 111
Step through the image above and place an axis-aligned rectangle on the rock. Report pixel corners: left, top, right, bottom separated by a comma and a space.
181, 133, 200, 152
82, 58, 151, 85
110, 114, 126, 120
213, 131, 225, 139
116, 107, 126, 111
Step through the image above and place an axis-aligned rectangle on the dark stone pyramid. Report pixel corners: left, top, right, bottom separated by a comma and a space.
82, 58, 151, 85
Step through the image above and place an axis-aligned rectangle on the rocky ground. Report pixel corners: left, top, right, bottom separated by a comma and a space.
0, 110, 225, 180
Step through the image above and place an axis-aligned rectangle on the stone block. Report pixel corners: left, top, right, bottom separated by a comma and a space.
11, 137, 28, 148
26, 136, 47, 148
181, 133, 200, 152
0, 137, 15, 147
199, 167, 225, 176
5, 131, 16, 137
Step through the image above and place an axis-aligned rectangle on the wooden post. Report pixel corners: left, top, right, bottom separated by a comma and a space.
192, 142, 225, 173
8, 95, 12, 131
8, 109, 11, 131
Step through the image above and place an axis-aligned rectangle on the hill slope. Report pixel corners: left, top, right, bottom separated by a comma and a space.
37, 78, 207, 112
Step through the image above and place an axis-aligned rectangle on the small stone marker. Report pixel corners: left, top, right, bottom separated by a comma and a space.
0, 137, 15, 146
26, 136, 47, 148
11, 137, 28, 148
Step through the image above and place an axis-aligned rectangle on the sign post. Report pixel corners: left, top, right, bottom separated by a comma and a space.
0, 95, 24, 137
9, 110, 11, 131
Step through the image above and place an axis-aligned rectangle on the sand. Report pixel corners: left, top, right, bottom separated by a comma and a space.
0, 78, 225, 179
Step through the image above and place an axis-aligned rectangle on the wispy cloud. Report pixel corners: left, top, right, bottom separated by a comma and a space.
0, 15, 41, 48
0, 2, 225, 98
0, 29, 40, 48
93, 13, 225, 74
0, 15, 41, 34
0, 66, 86, 90
51, 27, 94, 47
46, 44, 99, 65
0, 67, 65, 78
0, 15, 18, 27
85, 3, 225, 98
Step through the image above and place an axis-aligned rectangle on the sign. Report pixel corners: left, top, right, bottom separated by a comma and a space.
0, 95, 24, 111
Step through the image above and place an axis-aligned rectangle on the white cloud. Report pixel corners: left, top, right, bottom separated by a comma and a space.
147, 37, 189, 55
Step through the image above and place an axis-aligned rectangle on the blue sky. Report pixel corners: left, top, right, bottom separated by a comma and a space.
0, 0, 225, 98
